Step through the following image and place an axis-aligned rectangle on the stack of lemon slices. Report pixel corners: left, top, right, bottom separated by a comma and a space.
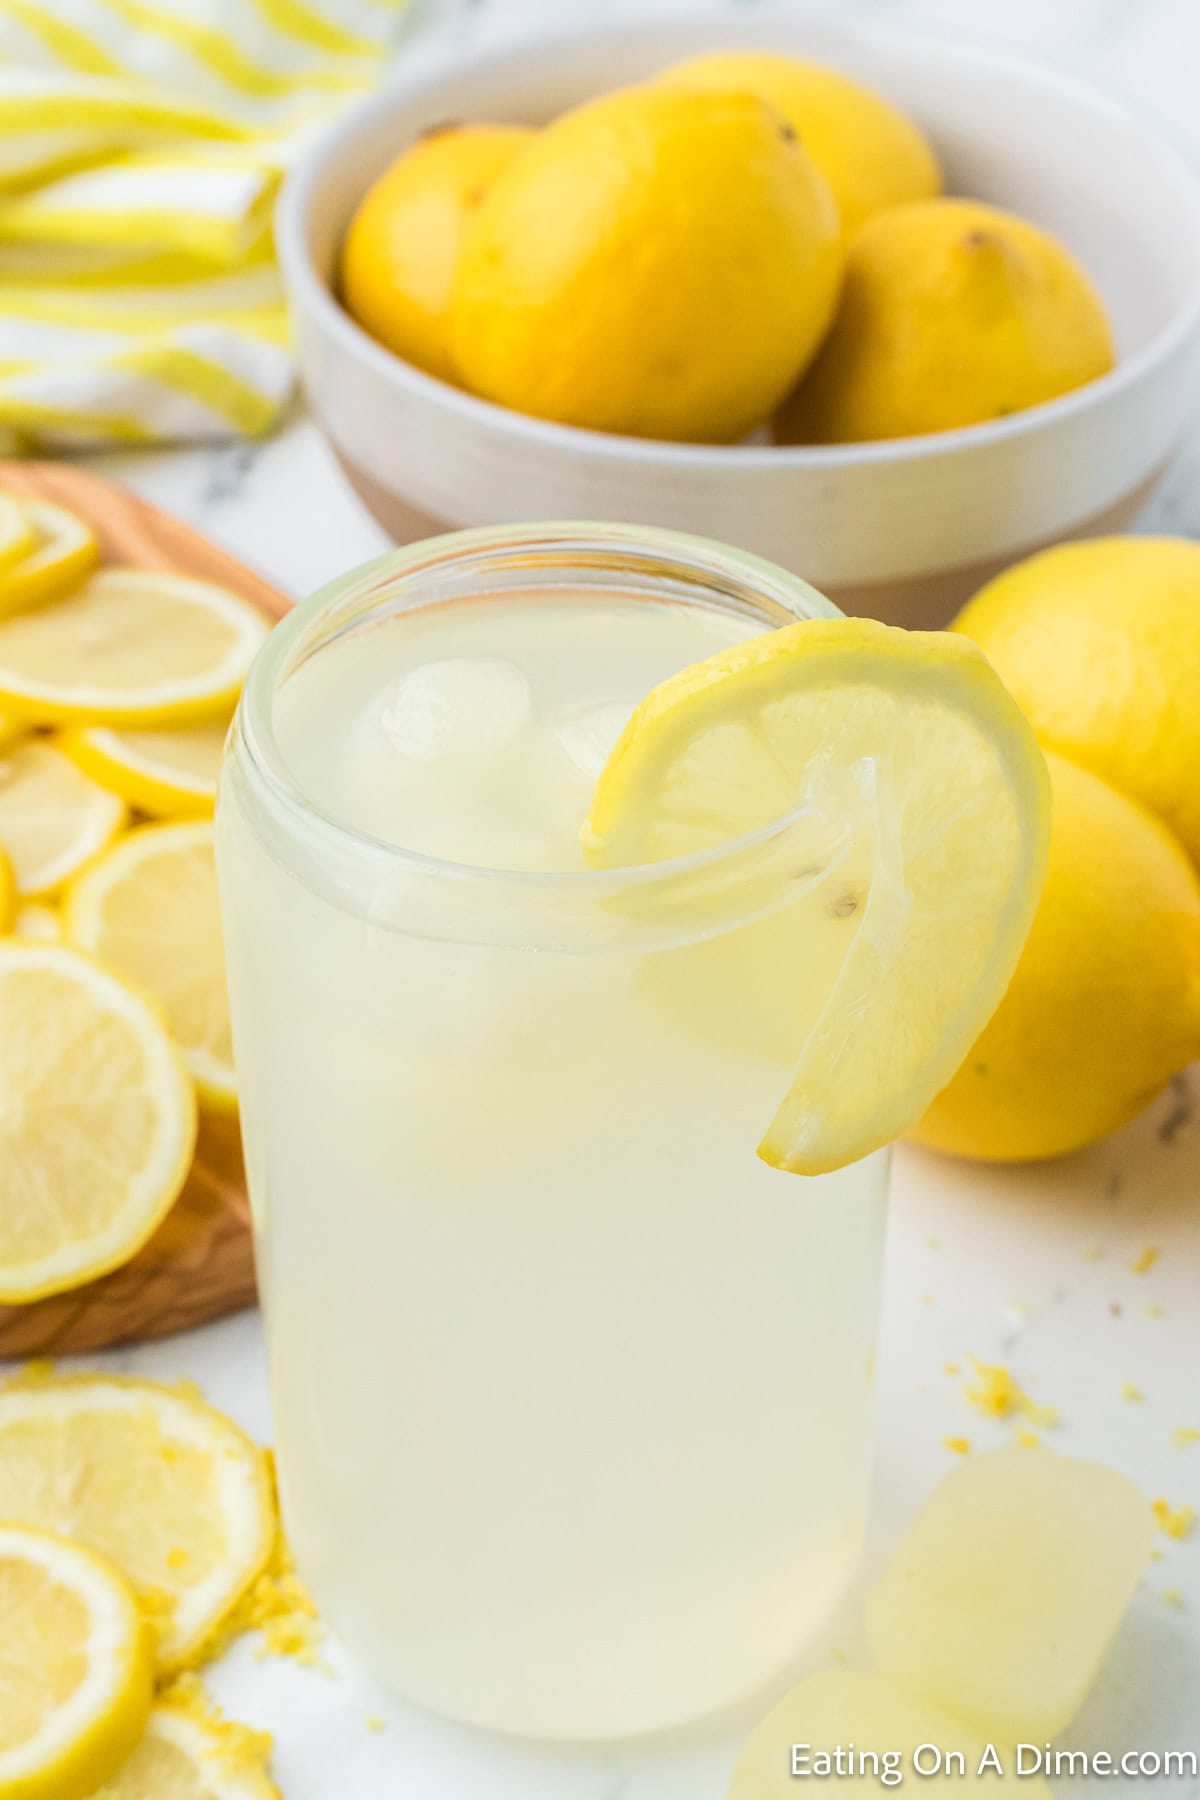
0, 1369, 283, 1799
0, 500, 287, 1795
0, 494, 266, 1307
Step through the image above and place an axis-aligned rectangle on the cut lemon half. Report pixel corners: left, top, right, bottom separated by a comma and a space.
0, 738, 126, 898
60, 718, 228, 819
0, 1373, 275, 1673
0, 1524, 155, 1800
0, 500, 98, 619
65, 821, 234, 1111
0, 943, 197, 1301
585, 616, 1050, 1174
0, 494, 37, 577
95, 1684, 280, 1800
0, 569, 267, 727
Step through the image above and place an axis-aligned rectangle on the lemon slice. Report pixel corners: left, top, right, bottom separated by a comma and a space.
0, 1373, 275, 1672
95, 1683, 280, 1800
60, 718, 228, 819
0, 569, 267, 727
585, 616, 1050, 1174
12, 901, 60, 941
0, 1524, 155, 1800
0, 943, 197, 1301
0, 494, 37, 576
0, 842, 14, 931
0, 738, 126, 898
65, 821, 234, 1111
0, 500, 99, 619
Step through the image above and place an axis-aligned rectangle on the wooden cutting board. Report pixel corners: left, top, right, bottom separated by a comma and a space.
0, 460, 289, 1358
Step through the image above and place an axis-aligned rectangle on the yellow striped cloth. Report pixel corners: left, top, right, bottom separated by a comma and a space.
0, 0, 405, 448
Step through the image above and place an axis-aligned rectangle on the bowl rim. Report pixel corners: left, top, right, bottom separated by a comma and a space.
277, 14, 1200, 471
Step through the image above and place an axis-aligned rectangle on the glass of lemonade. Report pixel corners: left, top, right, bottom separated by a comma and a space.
216, 524, 890, 1743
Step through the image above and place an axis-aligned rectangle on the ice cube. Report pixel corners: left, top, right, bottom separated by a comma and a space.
549, 699, 633, 779
730, 1670, 1053, 1798
378, 658, 532, 763
865, 1447, 1152, 1742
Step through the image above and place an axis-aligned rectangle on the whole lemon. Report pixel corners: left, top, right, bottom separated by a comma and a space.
777, 198, 1113, 443
912, 753, 1200, 1162
341, 123, 534, 382
660, 50, 940, 236
450, 86, 843, 443
953, 536, 1200, 866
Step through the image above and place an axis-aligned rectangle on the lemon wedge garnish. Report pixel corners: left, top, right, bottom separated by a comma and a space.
60, 717, 228, 819
0, 1373, 275, 1672
0, 942, 197, 1301
0, 499, 98, 618
0, 738, 126, 898
65, 820, 234, 1112
0, 1524, 155, 1800
0, 569, 266, 727
585, 616, 1050, 1174
0, 494, 37, 577
96, 1682, 280, 1800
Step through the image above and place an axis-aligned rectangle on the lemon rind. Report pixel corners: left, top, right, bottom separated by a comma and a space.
0, 1522, 154, 1800
0, 570, 266, 726
0, 943, 197, 1303
0, 1374, 275, 1673
58, 725, 221, 820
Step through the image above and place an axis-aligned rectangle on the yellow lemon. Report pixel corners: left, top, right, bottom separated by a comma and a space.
0, 494, 37, 577
65, 820, 235, 1112
451, 85, 843, 443
0, 1372, 275, 1673
0, 944, 197, 1302
778, 198, 1113, 443
953, 536, 1200, 865
0, 569, 266, 728
913, 753, 1200, 1162
660, 51, 940, 236
342, 123, 535, 383
96, 1684, 280, 1800
60, 717, 228, 819
0, 1524, 155, 1800
0, 500, 98, 620
0, 843, 13, 930
586, 616, 1048, 1174
0, 737, 126, 899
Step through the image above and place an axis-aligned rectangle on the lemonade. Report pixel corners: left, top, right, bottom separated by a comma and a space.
216, 528, 891, 1740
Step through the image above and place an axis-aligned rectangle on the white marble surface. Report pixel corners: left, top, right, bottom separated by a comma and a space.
32, 0, 1200, 1793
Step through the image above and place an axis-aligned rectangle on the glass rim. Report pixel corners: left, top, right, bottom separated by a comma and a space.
233, 520, 842, 900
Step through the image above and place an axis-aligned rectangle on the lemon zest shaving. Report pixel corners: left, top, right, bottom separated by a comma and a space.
963, 1357, 1058, 1428
4, 1358, 58, 1388
160, 1672, 275, 1771
191, 1528, 325, 1670
1153, 1499, 1196, 1541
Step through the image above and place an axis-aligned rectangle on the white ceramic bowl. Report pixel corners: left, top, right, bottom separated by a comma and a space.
278, 18, 1200, 624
